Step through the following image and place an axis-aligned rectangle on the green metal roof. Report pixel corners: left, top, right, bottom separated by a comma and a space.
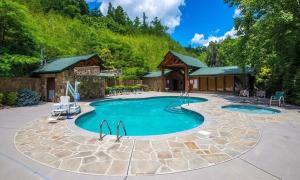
190, 66, 253, 76
168, 51, 207, 68
32, 53, 100, 74
143, 70, 172, 78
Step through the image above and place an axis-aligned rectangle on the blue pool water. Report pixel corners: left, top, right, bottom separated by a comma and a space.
222, 105, 280, 114
75, 96, 207, 136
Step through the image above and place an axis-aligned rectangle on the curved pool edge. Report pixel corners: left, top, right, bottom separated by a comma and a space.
68, 95, 209, 140
14, 92, 263, 176
220, 104, 282, 115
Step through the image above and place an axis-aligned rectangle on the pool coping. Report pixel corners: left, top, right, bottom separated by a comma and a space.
14, 92, 264, 176
67, 95, 210, 140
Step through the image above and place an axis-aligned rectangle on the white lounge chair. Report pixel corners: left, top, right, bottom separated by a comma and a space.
52, 96, 71, 116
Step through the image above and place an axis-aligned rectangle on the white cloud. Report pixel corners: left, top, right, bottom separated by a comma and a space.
86, 0, 185, 33
233, 8, 241, 18
191, 28, 237, 47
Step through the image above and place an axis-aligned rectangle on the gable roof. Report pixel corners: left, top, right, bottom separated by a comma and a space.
166, 51, 207, 68
32, 54, 101, 74
190, 66, 253, 76
143, 70, 173, 78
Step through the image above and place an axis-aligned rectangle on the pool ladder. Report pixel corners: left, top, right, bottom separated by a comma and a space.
99, 120, 127, 142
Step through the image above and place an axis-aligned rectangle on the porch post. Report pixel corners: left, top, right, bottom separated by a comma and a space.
161, 68, 165, 92
184, 66, 189, 93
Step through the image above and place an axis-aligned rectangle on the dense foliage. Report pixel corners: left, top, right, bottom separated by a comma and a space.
0, 54, 39, 76
187, 0, 300, 105
5, 91, 18, 106
0, 93, 3, 106
0, 0, 189, 78
17, 89, 40, 106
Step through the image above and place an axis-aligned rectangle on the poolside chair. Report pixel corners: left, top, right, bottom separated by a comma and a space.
52, 96, 71, 116
239, 89, 250, 103
239, 89, 250, 97
270, 91, 285, 106
255, 90, 266, 104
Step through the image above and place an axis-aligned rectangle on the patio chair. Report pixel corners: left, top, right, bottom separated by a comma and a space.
52, 96, 70, 116
239, 89, 250, 103
270, 91, 285, 106
239, 89, 250, 97
255, 90, 266, 104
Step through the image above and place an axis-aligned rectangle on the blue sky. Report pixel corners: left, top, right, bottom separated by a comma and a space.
86, 0, 238, 47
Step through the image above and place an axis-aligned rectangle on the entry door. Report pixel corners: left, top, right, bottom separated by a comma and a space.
173, 79, 179, 91
47, 78, 55, 101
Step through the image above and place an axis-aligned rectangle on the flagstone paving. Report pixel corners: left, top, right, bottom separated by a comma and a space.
14, 92, 296, 176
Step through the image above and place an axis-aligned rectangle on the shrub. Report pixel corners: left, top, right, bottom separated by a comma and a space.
6, 92, 18, 106
0, 93, 4, 105
17, 89, 40, 106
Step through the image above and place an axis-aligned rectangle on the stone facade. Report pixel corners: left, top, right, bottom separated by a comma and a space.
39, 69, 75, 102
143, 77, 162, 91
76, 75, 105, 99
74, 66, 101, 76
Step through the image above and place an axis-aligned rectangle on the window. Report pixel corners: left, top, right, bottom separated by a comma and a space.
193, 79, 198, 89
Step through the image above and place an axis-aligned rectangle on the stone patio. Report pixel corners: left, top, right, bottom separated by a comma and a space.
13, 92, 299, 177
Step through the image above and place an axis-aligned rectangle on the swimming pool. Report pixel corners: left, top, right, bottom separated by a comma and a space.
75, 96, 207, 136
222, 104, 281, 114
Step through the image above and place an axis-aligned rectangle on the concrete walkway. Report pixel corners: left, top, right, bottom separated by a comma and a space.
1, 94, 300, 180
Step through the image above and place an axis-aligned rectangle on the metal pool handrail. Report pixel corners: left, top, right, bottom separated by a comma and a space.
99, 120, 112, 141
116, 120, 127, 142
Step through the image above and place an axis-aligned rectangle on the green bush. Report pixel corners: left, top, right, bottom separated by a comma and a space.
0, 93, 4, 105
17, 89, 40, 106
5, 92, 18, 106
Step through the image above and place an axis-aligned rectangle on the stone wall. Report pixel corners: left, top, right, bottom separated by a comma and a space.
0, 77, 41, 93
74, 66, 100, 76
106, 79, 143, 87
142, 78, 162, 91
75, 75, 105, 99
39, 69, 75, 101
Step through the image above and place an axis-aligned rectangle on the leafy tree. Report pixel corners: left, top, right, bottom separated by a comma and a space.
0, 0, 36, 55
206, 42, 219, 67
224, 0, 300, 104
0, 54, 39, 76
89, 8, 103, 17
114, 6, 127, 25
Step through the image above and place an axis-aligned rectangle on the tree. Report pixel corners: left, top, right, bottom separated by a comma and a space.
89, 9, 103, 17
224, 0, 300, 104
133, 17, 141, 28
0, 0, 36, 55
206, 42, 219, 67
151, 17, 165, 35
78, 0, 89, 15
142, 12, 148, 32
107, 2, 115, 20
114, 6, 127, 25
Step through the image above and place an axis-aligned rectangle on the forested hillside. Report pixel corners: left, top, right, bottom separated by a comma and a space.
0, 0, 190, 78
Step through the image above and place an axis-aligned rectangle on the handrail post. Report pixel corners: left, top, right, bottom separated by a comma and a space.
116, 120, 127, 142
99, 120, 112, 141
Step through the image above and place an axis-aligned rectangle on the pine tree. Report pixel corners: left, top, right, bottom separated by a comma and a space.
151, 17, 164, 35
142, 12, 148, 32
114, 6, 126, 25
133, 17, 141, 28
107, 2, 115, 20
